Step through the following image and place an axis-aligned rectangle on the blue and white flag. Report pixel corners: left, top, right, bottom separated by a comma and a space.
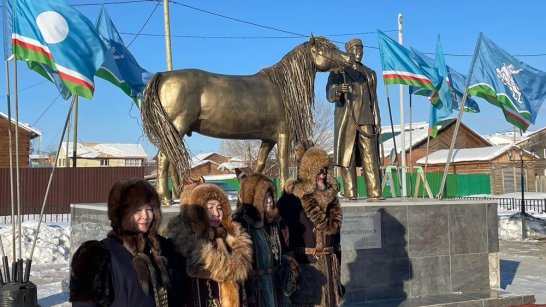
12, 0, 107, 98
468, 33, 546, 131
377, 30, 440, 90
408, 47, 480, 113
95, 6, 150, 106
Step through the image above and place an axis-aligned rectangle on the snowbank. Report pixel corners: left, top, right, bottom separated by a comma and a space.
0, 221, 71, 265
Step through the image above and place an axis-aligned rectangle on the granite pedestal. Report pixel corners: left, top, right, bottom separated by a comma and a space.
339, 198, 534, 306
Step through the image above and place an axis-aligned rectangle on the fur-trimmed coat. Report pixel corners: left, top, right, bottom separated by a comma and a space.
70, 235, 186, 307
167, 183, 253, 307
278, 146, 343, 306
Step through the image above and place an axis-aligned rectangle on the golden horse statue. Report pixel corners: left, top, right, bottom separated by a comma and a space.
141, 36, 354, 204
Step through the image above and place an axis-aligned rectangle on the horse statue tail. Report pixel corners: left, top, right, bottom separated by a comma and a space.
141, 73, 191, 182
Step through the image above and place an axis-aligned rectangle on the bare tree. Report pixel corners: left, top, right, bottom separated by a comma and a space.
219, 99, 334, 177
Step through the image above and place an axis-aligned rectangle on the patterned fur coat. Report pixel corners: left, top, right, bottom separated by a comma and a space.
167, 183, 253, 307
278, 146, 343, 306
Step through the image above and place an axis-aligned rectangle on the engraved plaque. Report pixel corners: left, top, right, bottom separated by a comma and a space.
340, 211, 381, 250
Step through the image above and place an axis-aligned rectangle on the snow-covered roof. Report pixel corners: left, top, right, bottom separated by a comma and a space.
61, 142, 148, 158
416, 145, 512, 164
484, 130, 533, 146
381, 122, 430, 154
218, 161, 247, 171
30, 154, 50, 160
0, 111, 41, 138
194, 152, 216, 161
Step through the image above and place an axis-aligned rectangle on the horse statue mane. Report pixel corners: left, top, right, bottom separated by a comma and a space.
261, 38, 330, 143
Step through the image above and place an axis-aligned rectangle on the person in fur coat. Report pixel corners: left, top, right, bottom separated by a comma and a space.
233, 173, 296, 307
167, 183, 253, 307
69, 178, 186, 307
278, 144, 344, 307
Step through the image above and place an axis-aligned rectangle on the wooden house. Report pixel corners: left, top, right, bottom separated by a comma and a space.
416, 145, 536, 195
380, 119, 491, 166
57, 142, 148, 167
0, 112, 41, 168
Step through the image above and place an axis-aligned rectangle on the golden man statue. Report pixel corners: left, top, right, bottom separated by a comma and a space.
326, 38, 383, 201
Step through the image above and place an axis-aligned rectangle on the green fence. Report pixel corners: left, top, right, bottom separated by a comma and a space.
198, 172, 491, 198
377, 172, 491, 198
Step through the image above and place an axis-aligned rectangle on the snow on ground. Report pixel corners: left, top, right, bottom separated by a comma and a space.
1, 196, 546, 306
0, 220, 71, 265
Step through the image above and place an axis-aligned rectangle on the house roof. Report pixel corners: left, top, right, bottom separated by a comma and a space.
483, 130, 536, 145
0, 111, 42, 138
380, 119, 491, 154
191, 152, 224, 168
62, 142, 148, 158
416, 145, 513, 164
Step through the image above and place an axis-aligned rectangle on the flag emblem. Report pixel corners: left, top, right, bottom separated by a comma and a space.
12, 0, 106, 99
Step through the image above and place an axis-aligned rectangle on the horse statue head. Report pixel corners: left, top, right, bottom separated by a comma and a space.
309, 35, 355, 71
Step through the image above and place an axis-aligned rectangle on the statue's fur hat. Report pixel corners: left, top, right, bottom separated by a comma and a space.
345, 38, 363, 52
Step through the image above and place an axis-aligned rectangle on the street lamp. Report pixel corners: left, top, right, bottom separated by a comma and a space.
508, 147, 536, 239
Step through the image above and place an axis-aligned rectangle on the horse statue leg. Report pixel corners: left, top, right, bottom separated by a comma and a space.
277, 133, 290, 192
255, 140, 276, 173
156, 151, 172, 206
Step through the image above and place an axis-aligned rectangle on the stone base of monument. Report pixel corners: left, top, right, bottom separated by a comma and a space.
70, 198, 536, 306
339, 198, 535, 306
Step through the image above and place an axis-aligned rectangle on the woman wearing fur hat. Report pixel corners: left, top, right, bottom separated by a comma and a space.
69, 178, 186, 307
233, 173, 295, 307
278, 145, 343, 306
166, 183, 253, 306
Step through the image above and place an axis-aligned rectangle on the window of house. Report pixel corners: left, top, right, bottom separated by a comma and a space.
100, 159, 109, 166
124, 159, 141, 166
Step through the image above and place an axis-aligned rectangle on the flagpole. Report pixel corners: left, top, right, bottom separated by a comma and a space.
13, 55, 22, 260
384, 85, 398, 162
422, 134, 431, 198
437, 33, 483, 198
163, 0, 173, 71
398, 13, 407, 197
4, 58, 16, 261
28, 98, 75, 264
72, 96, 78, 167
408, 91, 413, 194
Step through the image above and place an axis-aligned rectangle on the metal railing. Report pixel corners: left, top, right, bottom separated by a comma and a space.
454, 196, 546, 213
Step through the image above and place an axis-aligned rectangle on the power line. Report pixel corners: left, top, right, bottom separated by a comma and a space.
118, 31, 396, 40
70, 0, 153, 6
0, 80, 49, 101
32, 93, 62, 126
126, 0, 161, 47
169, 0, 307, 38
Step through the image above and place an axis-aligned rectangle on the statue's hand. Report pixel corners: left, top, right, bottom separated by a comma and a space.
339, 83, 352, 93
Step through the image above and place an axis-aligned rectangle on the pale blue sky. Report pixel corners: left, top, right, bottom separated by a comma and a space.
2, 0, 546, 157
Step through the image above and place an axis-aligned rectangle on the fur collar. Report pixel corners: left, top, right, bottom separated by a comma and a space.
167, 215, 253, 306
299, 195, 342, 235
234, 174, 278, 228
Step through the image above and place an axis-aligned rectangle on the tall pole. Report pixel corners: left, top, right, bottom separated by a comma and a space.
520, 149, 527, 238
398, 13, 407, 197
13, 57, 22, 260
163, 0, 173, 71
5, 59, 16, 261
72, 96, 78, 168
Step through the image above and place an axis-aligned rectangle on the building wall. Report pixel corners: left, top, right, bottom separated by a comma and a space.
0, 119, 33, 168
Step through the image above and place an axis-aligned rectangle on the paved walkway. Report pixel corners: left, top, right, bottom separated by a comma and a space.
500, 240, 546, 304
